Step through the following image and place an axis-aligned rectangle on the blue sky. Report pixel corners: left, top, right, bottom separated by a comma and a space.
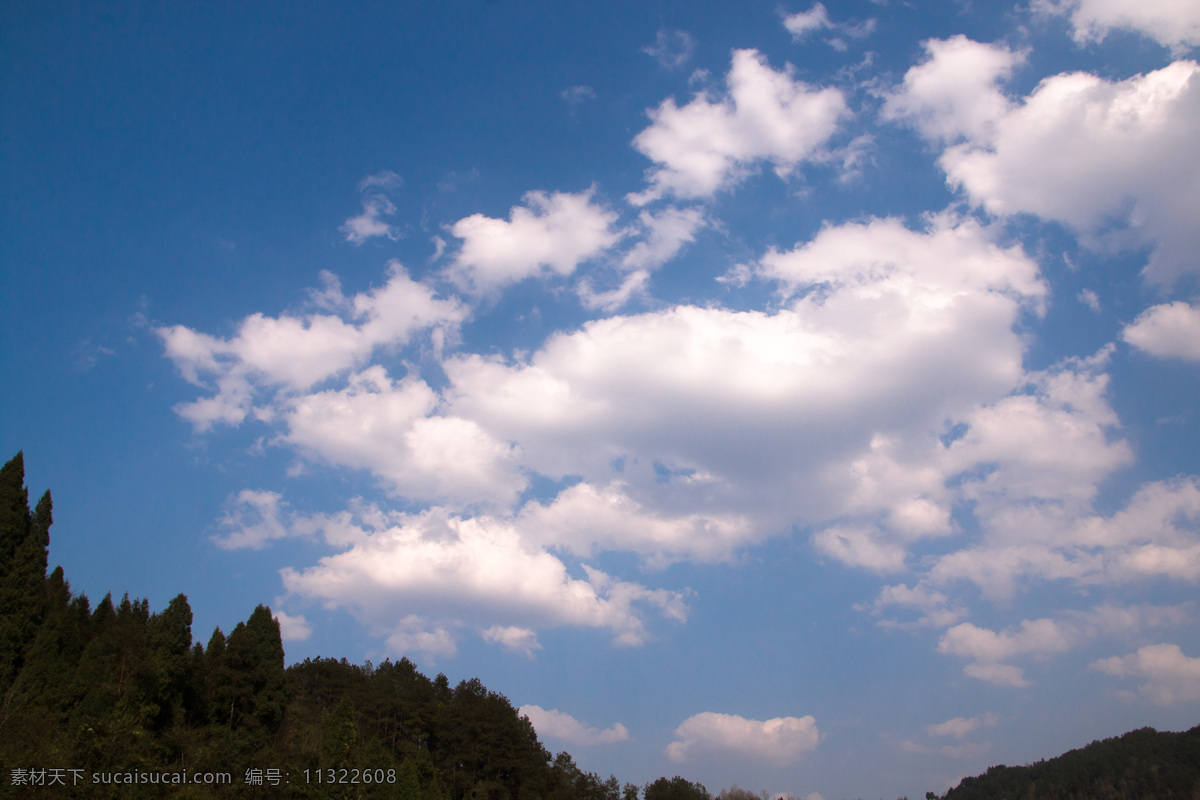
3, 0, 1200, 797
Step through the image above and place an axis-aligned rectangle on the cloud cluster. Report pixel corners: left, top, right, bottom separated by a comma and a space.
163, 21, 1200, 677
938, 604, 1191, 686
158, 265, 466, 430
887, 38, 1200, 283
268, 503, 687, 656
666, 712, 819, 766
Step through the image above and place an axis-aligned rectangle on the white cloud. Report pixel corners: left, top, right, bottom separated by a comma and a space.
866, 583, 964, 628
620, 206, 707, 271
159, 264, 466, 430
342, 195, 402, 245
482, 626, 542, 657
273, 610, 312, 642
284, 366, 526, 507
666, 712, 819, 766
518, 481, 754, 567
783, 4, 876, 49
630, 49, 847, 203
386, 616, 458, 660
813, 526, 907, 572
280, 504, 688, 653
926, 714, 998, 738
888, 39, 1200, 283
1122, 301, 1200, 361
577, 270, 652, 312
783, 4, 832, 37
214, 489, 292, 550
1092, 643, 1200, 705
643, 30, 695, 70
446, 189, 623, 293
1077, 288, 1101, 312
939, 618, 1075, 664
927, 476, 1200, 598
519, 705, 630, 745
882, 36, 1023, 144
1039, 0, 1200, 52
440, 211, 1048, 567
937, 604, 1191, 686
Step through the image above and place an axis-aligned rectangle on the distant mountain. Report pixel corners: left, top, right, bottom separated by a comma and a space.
941, 724, 1200, 800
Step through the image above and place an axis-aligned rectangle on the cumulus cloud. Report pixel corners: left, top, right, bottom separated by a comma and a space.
279, 504, 689, 655
940, 618, 1074, 665
446, 189, 623, 293
887, 38, 1200, 283
1038, 0, 1200, 52
1122, 301, 1200, 361
283, 366, 526, 507
519, 705, 630, 745
1092, 643, 1200, 705
159, 265, 466, 430
629, 49, 847, 203
444, 212, 1045, 560
666, 712, 819, 766
881, 36, 1023, 144
518, 481, 754, 567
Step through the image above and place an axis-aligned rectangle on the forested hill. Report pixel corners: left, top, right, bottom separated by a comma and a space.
0, 451, 649, 799
941, 724, 1200, 800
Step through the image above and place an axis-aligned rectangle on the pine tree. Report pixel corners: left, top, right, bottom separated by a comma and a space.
0, 452, 52, 696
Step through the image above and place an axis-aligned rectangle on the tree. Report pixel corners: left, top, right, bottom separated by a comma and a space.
645, 776, 710, 800
213, 605, 287, 734
0, 452, 51, 695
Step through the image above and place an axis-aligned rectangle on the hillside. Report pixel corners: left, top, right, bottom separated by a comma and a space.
941, 725, 1200, 800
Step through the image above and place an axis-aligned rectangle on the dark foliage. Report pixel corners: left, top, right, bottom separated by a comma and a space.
940, 725, 1200, 800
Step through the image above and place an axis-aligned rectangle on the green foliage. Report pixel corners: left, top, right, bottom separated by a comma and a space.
0, 452, 51, 696
943, 725, 1200, 800
645, 776, 711, 800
